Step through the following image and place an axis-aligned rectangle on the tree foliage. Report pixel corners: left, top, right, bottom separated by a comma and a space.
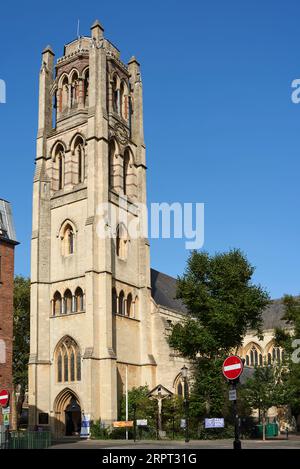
274, 295, 300, 415
13, 276, 30, 425
169, 250, 270, 417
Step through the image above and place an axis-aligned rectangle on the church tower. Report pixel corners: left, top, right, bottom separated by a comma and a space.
29, 20, 154, 435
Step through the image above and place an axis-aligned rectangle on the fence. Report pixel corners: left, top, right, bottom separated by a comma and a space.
0, 429, 51, 449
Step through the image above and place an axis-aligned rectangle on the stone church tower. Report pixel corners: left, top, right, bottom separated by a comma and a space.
28, 20, 162, 435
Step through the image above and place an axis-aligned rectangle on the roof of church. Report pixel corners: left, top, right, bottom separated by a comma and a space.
150, 268, 289, 330
150, 268, 187, 314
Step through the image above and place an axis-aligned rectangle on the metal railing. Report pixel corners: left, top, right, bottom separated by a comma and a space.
0, 430, 51, 449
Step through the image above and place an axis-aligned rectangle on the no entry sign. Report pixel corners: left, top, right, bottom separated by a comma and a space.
0, 389, 10, 407
222, 356, 243, 380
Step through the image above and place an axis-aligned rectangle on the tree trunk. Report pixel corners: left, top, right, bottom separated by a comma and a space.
16, 386, 25, 430
262, 412, 266, 441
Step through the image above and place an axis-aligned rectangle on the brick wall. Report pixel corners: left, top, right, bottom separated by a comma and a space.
0, 240, 15, 425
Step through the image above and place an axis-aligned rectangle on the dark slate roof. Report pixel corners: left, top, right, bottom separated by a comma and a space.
150, 268, 187, 314
150, 268, 289, 330
260, 298, 288, 330
0, 199, 18, 243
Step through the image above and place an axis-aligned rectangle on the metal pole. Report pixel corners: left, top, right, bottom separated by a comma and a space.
184, 377, 189, 443
133, 404, 136, 442
232, 381, 241, 450
125, 365, 128, 440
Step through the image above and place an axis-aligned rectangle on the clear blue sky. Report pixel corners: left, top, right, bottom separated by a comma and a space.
1, 0, 300, 299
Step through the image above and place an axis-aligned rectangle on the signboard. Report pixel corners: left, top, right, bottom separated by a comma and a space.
2, 406, 10, 415
113, 421, 134, 428
180, 419, 186, 429
80, 414, 91, 438
136, 419, 148, 427
3, 413, 9, 427
0, 390, 9, 407
222, 356, 243, 380
205, 418, 224, 429
229, 389, 237, 401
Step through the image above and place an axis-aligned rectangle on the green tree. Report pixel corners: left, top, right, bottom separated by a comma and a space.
274, 295, 300, 420
169, 249, 270, 418
120, 386, 157, 427
241, 364, 291, 439
13, 276, 30, 428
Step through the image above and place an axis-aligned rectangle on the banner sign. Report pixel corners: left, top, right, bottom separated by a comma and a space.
136, 419, 148, 426
80, 414, 91, 438
205, 418, 224, 429
113, 421, 134, 428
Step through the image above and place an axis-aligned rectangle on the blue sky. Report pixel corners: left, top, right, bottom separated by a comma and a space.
1, 0, 300, 298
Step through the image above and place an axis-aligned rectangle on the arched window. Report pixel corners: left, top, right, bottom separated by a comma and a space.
267, 343, 283, 365
62, 223, 75, 256
61, 76, 69, 111
53, 145, 65, 191
53, 291, 62, 315
126, 293, 132, 317
120, 81, 128, 120
116, 224, 128, 260
118, 291, 125, 316
246, 344, 262, 367
123, 149, 130, 195
70, 71, 79, 108
174, 374, 189, 398
64, 289, 73, 314
112, 75, 119, 113
74, 139, 85, 184
55, 337, 81, 383
112, 288, 117, 314
74, 287, 84, 312
84, 69, 89, 107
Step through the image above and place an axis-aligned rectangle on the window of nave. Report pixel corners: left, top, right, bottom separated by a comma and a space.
245, 345, 263, 367
267, 345, 284, 365
52, 287, 84, 316
243, 342, 284, 367
55, 336, 81, 383
174, 373, 189, 398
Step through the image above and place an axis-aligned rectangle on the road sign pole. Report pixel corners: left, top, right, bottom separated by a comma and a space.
222, 356, 243, 450
232, 380, 241, 450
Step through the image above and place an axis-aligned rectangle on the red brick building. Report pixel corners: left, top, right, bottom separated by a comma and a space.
0, 199, 18, 427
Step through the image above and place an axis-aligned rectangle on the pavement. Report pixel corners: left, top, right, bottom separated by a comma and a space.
50, 435, 300, 449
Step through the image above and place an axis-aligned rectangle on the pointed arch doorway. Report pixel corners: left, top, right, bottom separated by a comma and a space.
54, 388, 82, 437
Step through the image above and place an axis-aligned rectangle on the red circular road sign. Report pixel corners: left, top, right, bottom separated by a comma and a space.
0, 389, 10, 407
222, 356, 243, 380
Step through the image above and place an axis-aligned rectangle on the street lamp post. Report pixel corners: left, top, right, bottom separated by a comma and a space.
181, 365, 189, 443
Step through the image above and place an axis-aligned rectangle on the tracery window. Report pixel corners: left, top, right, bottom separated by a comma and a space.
56, 337, 81, 383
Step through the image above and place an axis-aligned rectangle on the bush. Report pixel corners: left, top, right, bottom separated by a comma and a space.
90, 420, 109, 440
